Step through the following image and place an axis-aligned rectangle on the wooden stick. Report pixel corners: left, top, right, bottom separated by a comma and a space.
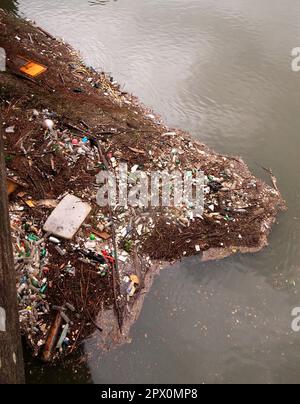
96, 140, 123, 332
0, 129, 25, 384
261, 166, 280, 193
41, 312, 62, 362
36, 26, 56, 41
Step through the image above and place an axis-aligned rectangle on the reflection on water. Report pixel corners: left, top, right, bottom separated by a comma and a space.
2, 0, 300, 384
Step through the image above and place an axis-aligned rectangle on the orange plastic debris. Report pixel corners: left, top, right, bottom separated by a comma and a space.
7, 179, 18, 195
19, 59, 47, 78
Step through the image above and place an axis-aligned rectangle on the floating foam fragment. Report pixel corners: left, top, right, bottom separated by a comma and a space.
43, 194, 91, 240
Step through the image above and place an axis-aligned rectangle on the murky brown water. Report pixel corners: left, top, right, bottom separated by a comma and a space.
2, 0, 300, 384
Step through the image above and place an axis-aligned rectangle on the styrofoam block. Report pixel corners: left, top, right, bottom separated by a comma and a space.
43, 194, 91, 240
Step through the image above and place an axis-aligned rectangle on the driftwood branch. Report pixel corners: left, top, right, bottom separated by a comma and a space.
96, 141, 123, 332
261, 166, 280, 193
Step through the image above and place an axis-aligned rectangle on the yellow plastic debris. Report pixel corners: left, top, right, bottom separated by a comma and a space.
25, 200, 35, 208
130, 275, 140, 285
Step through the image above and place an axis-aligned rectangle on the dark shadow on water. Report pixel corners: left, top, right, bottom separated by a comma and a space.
89, 0, 117, 6
24, 343, 92, 384
0, 0, 19, 14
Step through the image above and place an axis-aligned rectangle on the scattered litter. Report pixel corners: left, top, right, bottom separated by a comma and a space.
49, 236, 61, 244
5, 125, 15, 134
56, 324, 70, 350
43, 119, 55, 132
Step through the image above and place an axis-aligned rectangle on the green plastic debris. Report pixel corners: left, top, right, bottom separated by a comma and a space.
124, 240, 133, 253
224, 214, 234, 222
23, 223, 30, 231
31, 279, 39, 288
28, 233, 39, 242
40, 284, 47, 294
5, 155, 13, 163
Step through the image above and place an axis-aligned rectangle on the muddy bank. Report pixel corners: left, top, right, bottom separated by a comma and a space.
0, 10, 285, 361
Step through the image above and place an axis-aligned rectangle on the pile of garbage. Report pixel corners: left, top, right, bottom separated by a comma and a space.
0, 10, 285, 361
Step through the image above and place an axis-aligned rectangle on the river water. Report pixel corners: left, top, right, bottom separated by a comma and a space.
2, 0, 300, 384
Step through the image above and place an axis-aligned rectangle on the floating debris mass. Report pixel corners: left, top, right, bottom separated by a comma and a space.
0, 10, 285, 361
